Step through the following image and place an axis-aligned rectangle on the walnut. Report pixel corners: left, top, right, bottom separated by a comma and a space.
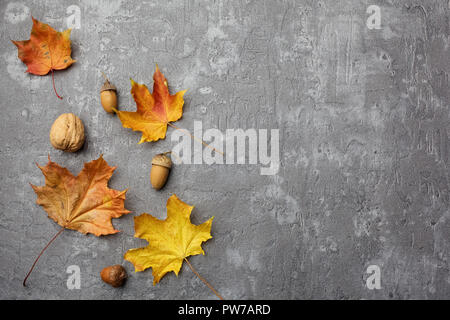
49, 113, 85, 152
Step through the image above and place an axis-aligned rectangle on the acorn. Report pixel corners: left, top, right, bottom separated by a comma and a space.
100, 265, 127, 288
150, 153, 172, 190
100, 73, 117, 113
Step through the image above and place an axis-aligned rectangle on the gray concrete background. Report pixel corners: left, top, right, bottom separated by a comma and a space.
0, 0, 449, 299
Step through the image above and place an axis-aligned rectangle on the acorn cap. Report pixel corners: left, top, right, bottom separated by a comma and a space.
100, 80, 117, 92
152, 154, 172, 169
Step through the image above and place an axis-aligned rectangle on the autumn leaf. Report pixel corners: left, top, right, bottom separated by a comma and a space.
31, 155, 129, 235
116, 65, 186, 143
124, 195, 222, 299
125, 194, 212, 281
24, 155, 130, 286
12, 17, 76, 99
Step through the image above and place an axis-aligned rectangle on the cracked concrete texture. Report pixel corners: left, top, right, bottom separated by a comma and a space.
0, 0, 449, 299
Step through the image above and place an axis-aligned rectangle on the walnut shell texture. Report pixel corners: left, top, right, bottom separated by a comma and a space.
49, 113, 85, 152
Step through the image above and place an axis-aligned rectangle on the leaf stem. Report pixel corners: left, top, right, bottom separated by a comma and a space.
184, 258, 224, 300
51, 69, 63, 100
168, 123, 224, 156
23, 227, 64, 286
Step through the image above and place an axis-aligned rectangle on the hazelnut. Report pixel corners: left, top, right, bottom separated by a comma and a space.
100, 265, 127, 288
150, 153, 172, 190
49, 113, 85, 152
100, 79, 117, 113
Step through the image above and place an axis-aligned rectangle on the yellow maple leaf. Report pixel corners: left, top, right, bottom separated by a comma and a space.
124, 194, 213, 285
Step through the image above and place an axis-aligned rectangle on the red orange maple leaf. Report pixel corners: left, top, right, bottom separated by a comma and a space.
12, 17, 76, 99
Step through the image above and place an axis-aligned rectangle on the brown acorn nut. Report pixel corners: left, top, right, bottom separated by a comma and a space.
49, 113, 85, 152
100, 265, 127, 288
100, 79, 117, 113
150, 153, 172, 190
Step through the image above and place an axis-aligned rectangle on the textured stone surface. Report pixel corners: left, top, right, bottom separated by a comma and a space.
0, 0, 449, 299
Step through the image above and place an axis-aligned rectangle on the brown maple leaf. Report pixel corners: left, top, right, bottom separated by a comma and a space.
12, 17, 76, 99
24, 155, 130, 286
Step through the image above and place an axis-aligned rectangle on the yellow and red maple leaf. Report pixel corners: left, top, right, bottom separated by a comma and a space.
116, 65, 186, 143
